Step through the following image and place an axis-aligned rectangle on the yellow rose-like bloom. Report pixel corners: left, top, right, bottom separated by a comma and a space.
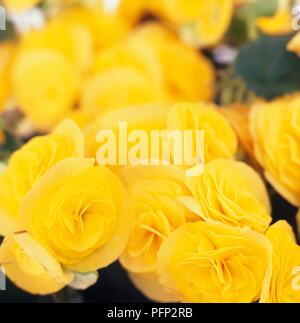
93, 39, 163, 87
0, 42, 14, 111
119, 165, 194, 273
161, 41, 215, 102
55, 6, 130, 49
83, 104, 169, 162
128, 23, 215, 102
128, 22, 177, 47
12, 49, 80, 131
180, 159, 271, 233
157, 221, 272, 303
68, 110, 92, 129
261, 221, 300, 303
167, 102, 238, 165
21, 158, 134, 272
0, 120, 84, 235
0, 233, 74, 295
159, 0, 233, 47
81, 67, 164, 116
21, 18, 94, 74
2, 0, 39, 11
220, 104, 256, 164
116, 0, 147, 25
250, 94, 300, 206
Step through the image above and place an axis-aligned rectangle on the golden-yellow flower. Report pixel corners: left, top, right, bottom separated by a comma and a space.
119, 165, 194, 273
249, 94, 300, 206
2, 0, 39, 11
0, 232, 74, 295
160, 41, 215, 102
261, 220, 300, 303
116, 0, 147, 25
128, 22, 176, 48
158, 0, 234, 47
21, 17, 95, 74
81, 67, 165, 117
167, 102, 238, 165
68, 110, 92, 129
0, 42, 15, 111
180, 159, 272, 233
0, 120, 84, 236
93, 39, 163, 88
20, 158, 134, 272
55, 6, 130, 49
157, 221, 272, 303
12, 49, 80, 131
84, 104, 170, 160
128, 23, 215, 102
220, 104, 256, 164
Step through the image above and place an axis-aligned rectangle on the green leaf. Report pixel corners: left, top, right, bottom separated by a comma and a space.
235, 35, 300, 100
226, 0, 278, 45
226, 15, 249, 45
0, 20, 17, 43
238, 0, 278, 20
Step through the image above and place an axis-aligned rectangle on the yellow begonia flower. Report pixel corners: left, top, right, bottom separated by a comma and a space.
160, 41, 215, 102
158, 0, 233, 47
256, 5, 292, 36
167, 102, 238, 165
81, 67, 165, 116
0, 42, 15, 111
21, 18, 95, 74
180, 159, 271, 233
0, 119, 84, 236
12, 49, 80, 131
249, 94, 300, 207
157, 221, 272, 303
83, 104, 169, 162
287, 32, 300, 57
119, 165, 194, 273
68, 110, 92, 129
20, 158, 134, 273
93, 39, 163, 87
0, 233, 74, 295
128, 23, 215, 102
55, 7, 130, 49
2, 0, 39, 11
261, 221, 300, 303
220, 104, 256, 164
116, 0, 147, 25
128, 22, 176, 46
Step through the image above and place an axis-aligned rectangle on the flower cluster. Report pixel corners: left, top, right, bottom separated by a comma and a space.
0, 0, 300, 304
0, 120, 134, 294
